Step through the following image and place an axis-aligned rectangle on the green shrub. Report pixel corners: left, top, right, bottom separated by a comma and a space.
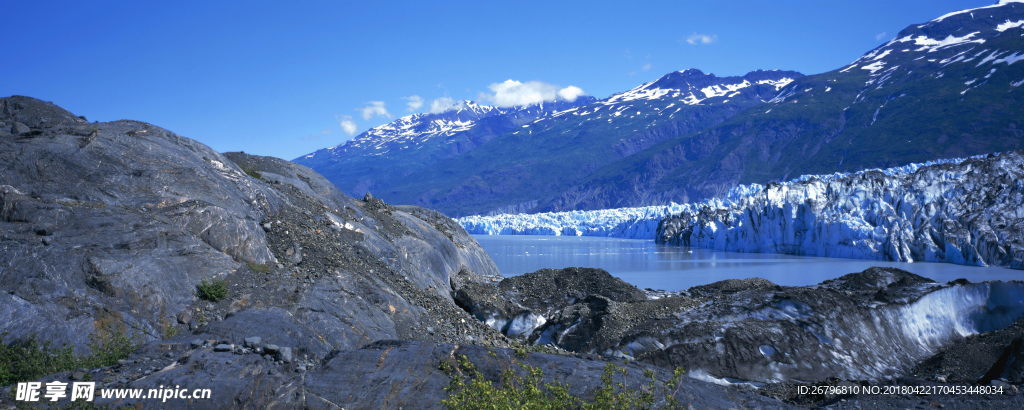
78, 330, 138, 369
0, 330, 139, 386
246, 262, 271, 273
440, 354, 685, 409
243, 168, 262, 179
196, 279, 228, 302
0, 337, 76, 386
441, 354, 576, 409
161, 321, 179, 339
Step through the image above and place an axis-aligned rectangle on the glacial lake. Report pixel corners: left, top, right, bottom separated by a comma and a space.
473, 235, 1024, 291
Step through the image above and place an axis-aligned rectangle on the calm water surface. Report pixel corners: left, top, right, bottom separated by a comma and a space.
473, 235, 1024, 291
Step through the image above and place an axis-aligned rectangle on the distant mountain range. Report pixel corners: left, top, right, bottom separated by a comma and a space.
297, 0, 1024, 217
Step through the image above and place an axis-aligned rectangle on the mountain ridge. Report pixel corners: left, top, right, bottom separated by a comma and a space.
298, 0, 1024, 218
539, 0, 1024, 212
296, 68, 803, 216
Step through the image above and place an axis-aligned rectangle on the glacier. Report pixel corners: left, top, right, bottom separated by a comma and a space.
457, 154, 986, 239
458, 151, 1024, 269
657, 151, 1024, 269
458, 203, 689, 238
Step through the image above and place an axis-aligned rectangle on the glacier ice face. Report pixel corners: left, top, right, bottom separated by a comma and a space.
892, 282, 1024, 351
657, 151, 1024, 269
460, 151, 1023, 270
458, 203, 691, 238
505, 313, 547, 337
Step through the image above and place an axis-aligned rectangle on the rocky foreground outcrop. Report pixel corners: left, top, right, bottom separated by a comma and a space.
457, 266, 1024, 406
0, 96, 783, 408
0, 95, 505, 354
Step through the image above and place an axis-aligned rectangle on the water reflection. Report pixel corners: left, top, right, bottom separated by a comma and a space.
473, 235, 1024, 291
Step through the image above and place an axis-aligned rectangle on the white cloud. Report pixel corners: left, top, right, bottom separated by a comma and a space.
641, 63, 652, 72
480, 79, 588, 107
557, 85, 586, 102
403, 95, 423, 112
359, 101, 391, 120
336, 115, 358, 136
875, 32, 889, 41
429, 96, 459, 113
685, 33, 717, 45
406, 80, 589, 114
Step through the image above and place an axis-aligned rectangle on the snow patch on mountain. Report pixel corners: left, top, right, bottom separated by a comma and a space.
994, 51, 1024, 64
700, 81, 751, 99
933, 0, 1024, 23
605, 86, 674, 103
900, 32, 987, 53
996, 18, 1024, 31
756, 78, 795, 89
861, 61, 887, 73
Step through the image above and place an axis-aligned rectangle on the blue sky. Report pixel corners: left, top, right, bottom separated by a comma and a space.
2, 0, 993, 159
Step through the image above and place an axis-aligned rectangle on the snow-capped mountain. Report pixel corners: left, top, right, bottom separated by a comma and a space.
605, 68, 795, 104
657, 151, 1024, 269
300, 99, 593, 161
299, 1, 1024, 218
552, 0, 1024, 212
506, 69, 801, 160
799, 0, 1024, 103
294, 97, 594, 199
297, 69, 802, 216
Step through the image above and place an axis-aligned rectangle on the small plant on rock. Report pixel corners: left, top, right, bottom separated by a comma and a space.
242, 168, 262, 179
0, 327, 139, 386
439, 353, 686, 409
246, 262, 271, 273
196, 279, 228, 302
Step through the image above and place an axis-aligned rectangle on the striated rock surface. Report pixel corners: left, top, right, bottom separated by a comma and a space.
0, 95, 505, 354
